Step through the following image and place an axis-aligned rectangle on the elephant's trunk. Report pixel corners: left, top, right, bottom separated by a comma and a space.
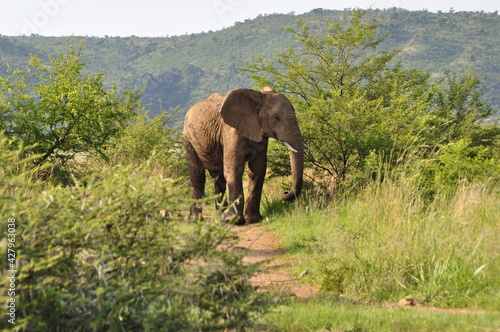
281, 136, 304, 201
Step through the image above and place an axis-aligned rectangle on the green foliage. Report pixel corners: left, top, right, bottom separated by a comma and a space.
104, 108, 186, 178
0, 43, 136, 168
0, 137, 49, 200
244, 10, 497, 197
0, 140, 268, 331
243, 11, 433, 191
428, 71, 493, 143
433, 139, 499, 186
245, 10, 399, 101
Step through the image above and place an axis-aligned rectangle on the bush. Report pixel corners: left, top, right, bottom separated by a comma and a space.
105, 110, 186, 176
434, 139, 499, 188
0, 139, 267, 331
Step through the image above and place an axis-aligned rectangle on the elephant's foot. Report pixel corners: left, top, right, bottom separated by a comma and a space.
234, 216, 247, 225
189, 203, 204, 221
222, 208, 246, 225
245, 214, 263, 224
222, 214, 246, 225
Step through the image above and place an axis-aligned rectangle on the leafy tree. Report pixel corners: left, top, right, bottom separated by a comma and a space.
243, 10, 497, 196
242, 10, 432, 191
428, 71, 493, 144
0, 43, 137, 167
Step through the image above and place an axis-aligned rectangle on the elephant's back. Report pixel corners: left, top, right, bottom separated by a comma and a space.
184, 95, 223, 135
185, 92, 223, 120
183, 95, 225, 170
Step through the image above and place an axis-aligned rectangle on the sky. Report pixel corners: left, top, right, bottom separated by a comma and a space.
0, 0, 498, 37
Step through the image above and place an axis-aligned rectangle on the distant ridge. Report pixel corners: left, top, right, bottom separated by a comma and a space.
1, 9, 498, 119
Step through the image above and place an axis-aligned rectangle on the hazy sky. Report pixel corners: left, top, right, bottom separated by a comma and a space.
0, 0, 498, 37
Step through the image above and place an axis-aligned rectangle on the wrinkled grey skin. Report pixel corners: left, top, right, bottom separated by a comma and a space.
183, 87, 305, 225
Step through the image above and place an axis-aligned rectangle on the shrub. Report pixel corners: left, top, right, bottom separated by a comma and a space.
434, 139, 499, 188
105, 109, 186, 177
0, 139, 267, 331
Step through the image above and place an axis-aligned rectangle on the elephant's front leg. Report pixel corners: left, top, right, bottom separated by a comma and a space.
209, 171, 227, 210
245, 144, 268, 223
223, 158, 246, 225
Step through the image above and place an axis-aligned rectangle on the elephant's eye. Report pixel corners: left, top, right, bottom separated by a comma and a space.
272, 114, 281, 121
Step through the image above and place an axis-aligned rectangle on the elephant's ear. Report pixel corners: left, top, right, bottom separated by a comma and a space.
220, 88, 263, 142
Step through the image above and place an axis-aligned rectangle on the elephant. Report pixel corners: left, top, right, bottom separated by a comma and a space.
183, 87, 305, 225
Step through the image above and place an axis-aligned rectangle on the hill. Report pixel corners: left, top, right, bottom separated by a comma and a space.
0, 8, 498, 119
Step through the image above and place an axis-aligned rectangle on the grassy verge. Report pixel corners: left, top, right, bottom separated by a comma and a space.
263, 298, 500, 331
258, 176, 499, 330
260, 174, 499, 313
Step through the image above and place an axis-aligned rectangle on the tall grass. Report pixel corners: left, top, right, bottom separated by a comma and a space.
263, 166, 499, 309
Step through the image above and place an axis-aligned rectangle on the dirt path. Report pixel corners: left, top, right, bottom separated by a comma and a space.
230, 225, 318, 298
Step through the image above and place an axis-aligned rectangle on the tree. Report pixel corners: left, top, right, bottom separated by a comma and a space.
0, 43, 137, 167
428, 70, 493, 144
242, 10, 432, 191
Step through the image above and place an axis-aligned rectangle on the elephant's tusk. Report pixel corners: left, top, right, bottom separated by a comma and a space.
284, 142, 298, 153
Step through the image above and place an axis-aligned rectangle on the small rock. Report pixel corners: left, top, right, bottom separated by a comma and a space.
398, 298, 416, 306
159, 209, 172, 218
231, 246, 247, 255
298, 269, 309, 278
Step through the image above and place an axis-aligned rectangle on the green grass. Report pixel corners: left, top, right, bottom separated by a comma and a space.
263, 298, 500, 331
261, 178, 500, 310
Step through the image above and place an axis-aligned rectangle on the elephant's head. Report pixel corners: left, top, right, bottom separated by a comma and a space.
220, 87, 305, 201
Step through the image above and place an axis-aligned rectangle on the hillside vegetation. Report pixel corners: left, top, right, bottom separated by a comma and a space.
0, 8, 499, 118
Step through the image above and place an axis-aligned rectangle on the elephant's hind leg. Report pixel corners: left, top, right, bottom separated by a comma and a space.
184, 140, 205, 220
223, 165, 246, 225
